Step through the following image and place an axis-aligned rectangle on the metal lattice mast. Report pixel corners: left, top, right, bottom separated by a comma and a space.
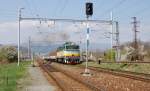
115, 22, 120, 61
132, 17, 139, 49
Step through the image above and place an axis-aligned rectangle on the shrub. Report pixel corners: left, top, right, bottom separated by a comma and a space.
0, 46, 17, 63
104, 49, 116, 61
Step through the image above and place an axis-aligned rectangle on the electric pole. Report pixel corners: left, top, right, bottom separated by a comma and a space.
18, 8, 24, 66
110, 12, 113, 62
132, 17, 139, 49
115, 21, 120, 62
28, 36, 31, 59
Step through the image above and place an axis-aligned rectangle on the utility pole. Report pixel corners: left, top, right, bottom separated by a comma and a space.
110, 12, 113, 61
18, 8, 24, 66
115, 22, 120, 61
132, 17, 139, 49
79, 36, 82, 62
109, 12, 120, 62
28, 36, 31, 59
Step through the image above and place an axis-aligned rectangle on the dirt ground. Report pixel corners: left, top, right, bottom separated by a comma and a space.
17, 65, 60, 91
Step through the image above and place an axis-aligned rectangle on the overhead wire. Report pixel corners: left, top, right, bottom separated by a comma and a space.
0, 12, 16, 15
53, 0, 60, 17
25, 0, 44, 34
59, 0, 69, 15
31, 0, 40, 16
116, 0, 150, 21
0, 9, 17, 12
117, 0, 148, 19
95, 0, 107, 11
0, 9, 18, 16
24, 0, 34, 16
24, 0, 40, 17
134, 5, 150, 19
99, 0, 127, 17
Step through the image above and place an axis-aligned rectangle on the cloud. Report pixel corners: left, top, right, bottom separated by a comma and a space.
0, 21, 18, 44
0, 20, 149, 46
0, 21, 39, 44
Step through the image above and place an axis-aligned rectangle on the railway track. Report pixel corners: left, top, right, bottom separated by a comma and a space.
38, 59, 150, 91
84, 66, 150, 83
100, 61, 150, 63
50, 62, 150, 91
39, 62, 103, 91
51, 65, 105, 91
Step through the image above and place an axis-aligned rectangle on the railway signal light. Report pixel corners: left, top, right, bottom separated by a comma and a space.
86, 2, 93, 16
82, 2, 94, 76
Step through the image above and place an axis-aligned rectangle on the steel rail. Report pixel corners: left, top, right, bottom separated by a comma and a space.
52, 65, 105, 91
39, 61, 104, 91
40, 64, 67, 91
87, 66, 150, 83
39, 62, 95, 91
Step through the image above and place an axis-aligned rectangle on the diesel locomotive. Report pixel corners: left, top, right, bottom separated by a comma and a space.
56, 42, 80, 64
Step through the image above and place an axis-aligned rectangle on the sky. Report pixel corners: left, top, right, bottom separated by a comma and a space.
0, 0, 150, 46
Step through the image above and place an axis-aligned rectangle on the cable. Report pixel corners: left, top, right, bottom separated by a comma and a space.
0, 12, 16, 15
0, 14, 17, 17
0, 9, 17, 12
24, 0, 40, 17
99, 0, 127, 17
122, 0, 149, 19
53, 0, 60, 17
59, 0, 69, 15
122, 2, 150, 21
107, 0, 139, 19
134, 6, 150, 17
24, 0, 34, 15
0, 9, 17, 16
31, 0, 40, 15
95, 0, 107, 12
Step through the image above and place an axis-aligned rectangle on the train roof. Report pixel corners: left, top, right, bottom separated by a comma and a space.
63, 42, 77, 46
57, 42, 79, 51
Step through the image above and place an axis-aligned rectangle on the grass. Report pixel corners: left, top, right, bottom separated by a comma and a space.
78, 61, 150, 74
0, 61, 30, 91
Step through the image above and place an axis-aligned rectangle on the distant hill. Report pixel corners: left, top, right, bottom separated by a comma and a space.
31, 44, 59, 54
19, 42, 110, 56
30, 43, 110, 55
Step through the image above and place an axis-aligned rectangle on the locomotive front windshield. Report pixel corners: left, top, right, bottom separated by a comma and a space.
66, 45, 79, 50
57, 42, 79, 51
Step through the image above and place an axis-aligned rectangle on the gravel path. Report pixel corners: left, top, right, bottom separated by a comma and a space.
19, 66, 57, 91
